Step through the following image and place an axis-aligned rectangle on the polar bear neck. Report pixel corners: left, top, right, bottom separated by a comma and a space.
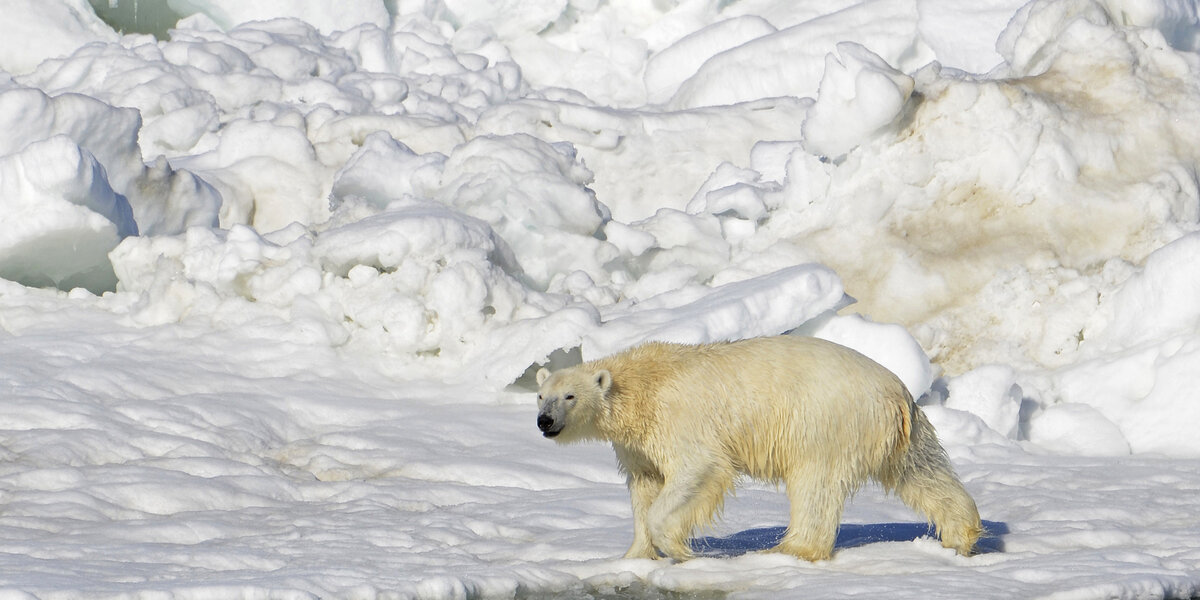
588, 343, 688, 446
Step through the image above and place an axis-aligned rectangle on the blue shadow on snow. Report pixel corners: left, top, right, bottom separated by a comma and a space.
691, 521, 1008, 557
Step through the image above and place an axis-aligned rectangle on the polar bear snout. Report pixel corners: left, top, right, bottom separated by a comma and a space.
537, 368, 600, 441
536, 398, 565, 438
537, 413, 560, 437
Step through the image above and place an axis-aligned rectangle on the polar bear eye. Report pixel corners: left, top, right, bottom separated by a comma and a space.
565, 394, 575, 400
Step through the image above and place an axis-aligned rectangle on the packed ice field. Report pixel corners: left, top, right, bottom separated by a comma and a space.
1, 0, 1200, 597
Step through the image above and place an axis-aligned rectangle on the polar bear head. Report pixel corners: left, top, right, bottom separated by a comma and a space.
535, 366, 612, 443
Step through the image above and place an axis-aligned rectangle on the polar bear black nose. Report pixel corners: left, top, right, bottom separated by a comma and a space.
537, 414, 554, 432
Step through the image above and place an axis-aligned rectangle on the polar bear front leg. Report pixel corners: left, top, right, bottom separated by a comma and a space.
623, 473, 663, 559
646, 461, 732, 560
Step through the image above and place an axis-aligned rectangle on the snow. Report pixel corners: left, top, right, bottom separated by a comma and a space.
2, 0, 1200, 597
0, 0, 117, 76
801, 42, 916, 159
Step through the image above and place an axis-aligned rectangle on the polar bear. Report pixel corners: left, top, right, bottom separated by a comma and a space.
535, 335, 982, 561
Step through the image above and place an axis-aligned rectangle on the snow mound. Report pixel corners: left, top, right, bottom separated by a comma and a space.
0, 136, 133, 292
643, 16, 777, 105
0, 87, 217, 292
0, 0, 117, 76
669, 1, 933, 110
801, 42, 915, 159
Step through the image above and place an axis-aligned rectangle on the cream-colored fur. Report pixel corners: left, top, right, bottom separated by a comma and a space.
535, 335, 982, 561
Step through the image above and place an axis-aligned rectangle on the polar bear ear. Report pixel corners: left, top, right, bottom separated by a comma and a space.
595, 369, 612, 393
536, 367, 551, 386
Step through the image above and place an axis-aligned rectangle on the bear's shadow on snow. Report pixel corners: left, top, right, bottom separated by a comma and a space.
691, 521, 1008, 557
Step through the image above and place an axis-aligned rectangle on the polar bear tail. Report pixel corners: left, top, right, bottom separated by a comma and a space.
885, 404, 983, 556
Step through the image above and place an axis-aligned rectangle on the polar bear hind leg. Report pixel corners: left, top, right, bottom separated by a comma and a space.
883, 407, 983, 555
776, 464, 847, 561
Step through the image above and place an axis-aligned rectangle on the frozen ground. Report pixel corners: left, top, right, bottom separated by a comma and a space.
1, 0, 1200, 597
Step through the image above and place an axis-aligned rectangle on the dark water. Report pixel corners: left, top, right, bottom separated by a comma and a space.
86, 0, 184, 39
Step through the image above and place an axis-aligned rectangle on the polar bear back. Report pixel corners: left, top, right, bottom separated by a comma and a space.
592, 336, 913, 482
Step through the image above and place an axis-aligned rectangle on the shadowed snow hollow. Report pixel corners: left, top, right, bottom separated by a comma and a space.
0, 86, 218, 292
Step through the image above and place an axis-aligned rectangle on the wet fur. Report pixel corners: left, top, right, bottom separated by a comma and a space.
536, 336, 982, 561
